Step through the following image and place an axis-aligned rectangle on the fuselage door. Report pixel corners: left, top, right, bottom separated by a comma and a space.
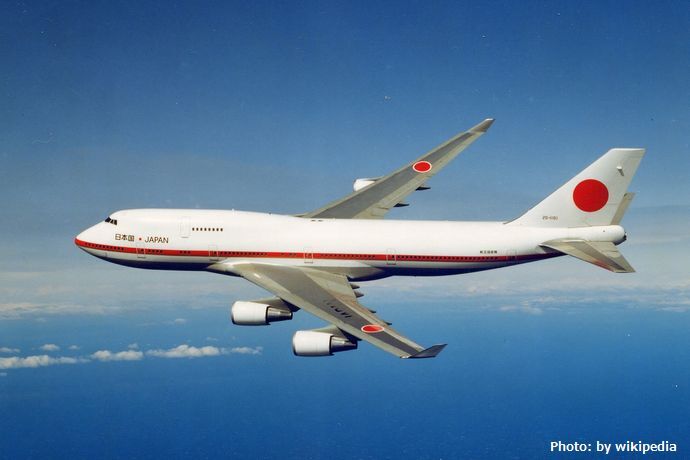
180, 218, 190, 238
136, 240, 146, 259
386, 248, 397, 266
209, 244, 220, 261
304, 247, 314, 264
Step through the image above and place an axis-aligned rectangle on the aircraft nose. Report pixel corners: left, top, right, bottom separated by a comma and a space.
75, 223, 100, 248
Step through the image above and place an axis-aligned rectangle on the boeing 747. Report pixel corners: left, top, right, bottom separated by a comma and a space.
76, 119, 644, 358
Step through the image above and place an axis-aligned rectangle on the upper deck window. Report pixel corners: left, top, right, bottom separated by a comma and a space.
192, 226, 224, 232
104, 217, 118, 225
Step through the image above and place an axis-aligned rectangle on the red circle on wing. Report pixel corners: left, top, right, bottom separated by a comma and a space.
412, 161, 432, 173
573, 179, 609, 212
361, 324, 385, 333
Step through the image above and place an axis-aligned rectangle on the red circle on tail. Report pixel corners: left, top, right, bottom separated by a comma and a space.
573, 179, 609, 212
412, 161, 432, 173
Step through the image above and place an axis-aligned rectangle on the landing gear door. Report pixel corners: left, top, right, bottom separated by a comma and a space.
180, 217, 191, 238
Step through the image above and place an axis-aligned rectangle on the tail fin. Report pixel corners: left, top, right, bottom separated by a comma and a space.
508, 148, 645, 227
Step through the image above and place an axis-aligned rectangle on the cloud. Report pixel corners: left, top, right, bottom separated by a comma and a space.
499, 304, 544, 315
91, 350, 144, 362
68, 345, 80, 350
228, 346, 263, 355
0, 343, 262, 372
0, 355, 83, 369
0, 301, 125, 320
144, 344, 263, 358
127, 343, 139, 349
146, 344, 225, 359
658, 306, 688, 313
205, 336, 218, 342
0, 347, 20, 354
162, 318, 188, 326
39, 343, 60, 352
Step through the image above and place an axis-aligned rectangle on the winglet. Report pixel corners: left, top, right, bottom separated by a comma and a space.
470, 118, 494, 133
406, 344, 447, 359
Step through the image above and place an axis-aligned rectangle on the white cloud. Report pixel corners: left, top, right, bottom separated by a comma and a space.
68, 345, 80, 350
0, 347, 20, 354
0, 355, 82, 369
146, 344, 224, 359
172, 318, 187, 325
91, 350, 144, 362
205, 336, 218, 342
0, 301, 125, 320
229, 347, 264, 355
229, 346, 263, 355
39, 343, 60, 352
127, 343, 139, 349
658, 306, 688, 313
499, 304, 544, 315
0, 342, 261, 372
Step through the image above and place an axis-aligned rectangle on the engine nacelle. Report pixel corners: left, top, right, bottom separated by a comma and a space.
231, 300, 293, 326
292, 330, 357, 357
352, 177, 381, 192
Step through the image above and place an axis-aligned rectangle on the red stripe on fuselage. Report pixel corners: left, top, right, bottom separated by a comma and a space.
74, 238, 552, 263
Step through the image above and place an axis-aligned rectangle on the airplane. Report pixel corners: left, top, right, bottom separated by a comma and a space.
75, 119, 644, 359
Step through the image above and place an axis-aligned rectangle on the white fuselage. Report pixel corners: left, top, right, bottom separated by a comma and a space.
75, 209, 626, 281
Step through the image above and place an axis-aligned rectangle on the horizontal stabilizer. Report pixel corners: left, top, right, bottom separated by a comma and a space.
541, 240, 635, 273
406, 344, 447, 359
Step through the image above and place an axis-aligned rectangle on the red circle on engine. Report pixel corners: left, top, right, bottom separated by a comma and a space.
573, 179, 609, 212
412, 161, 432, 173
361, 324, 385, 333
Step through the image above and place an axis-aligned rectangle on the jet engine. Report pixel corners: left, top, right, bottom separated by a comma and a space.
231, 300, 293, 326
292, 330, 357, 357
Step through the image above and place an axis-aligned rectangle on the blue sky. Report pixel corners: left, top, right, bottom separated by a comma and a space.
1, 1, 689, 458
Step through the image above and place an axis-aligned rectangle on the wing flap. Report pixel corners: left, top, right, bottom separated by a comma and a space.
229, 263, 445, 358
302, 118, 494, 219
541, 239, 635, 273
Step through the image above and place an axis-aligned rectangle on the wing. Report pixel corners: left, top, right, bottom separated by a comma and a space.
301, 118, 494, 219
230, 263, 446, 358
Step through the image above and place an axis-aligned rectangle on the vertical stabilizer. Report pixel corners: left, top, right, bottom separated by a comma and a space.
508, 148, 644, 227
611, 192, 635, 225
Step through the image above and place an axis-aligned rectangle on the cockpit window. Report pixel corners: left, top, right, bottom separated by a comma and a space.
104, 217, 118, 225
